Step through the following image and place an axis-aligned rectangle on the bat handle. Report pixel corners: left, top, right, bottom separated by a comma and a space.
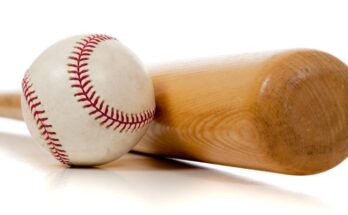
0, 93, 22, 120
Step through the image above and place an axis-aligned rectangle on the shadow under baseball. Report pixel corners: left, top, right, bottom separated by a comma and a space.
0, 131, 331, 213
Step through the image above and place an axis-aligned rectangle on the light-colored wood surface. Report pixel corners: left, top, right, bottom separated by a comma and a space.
1, 49, 348, 175
0, 93, 21, 120
136, 49, 348, 175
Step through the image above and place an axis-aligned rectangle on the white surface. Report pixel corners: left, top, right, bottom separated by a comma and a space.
22, 35, 155, 166
0, 0, 347, 214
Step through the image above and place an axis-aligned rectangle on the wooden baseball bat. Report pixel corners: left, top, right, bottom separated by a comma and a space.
1, 49, 348, 175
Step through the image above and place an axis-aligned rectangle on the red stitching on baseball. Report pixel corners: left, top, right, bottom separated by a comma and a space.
68, 34, 155, 132
22, 73, 70, 165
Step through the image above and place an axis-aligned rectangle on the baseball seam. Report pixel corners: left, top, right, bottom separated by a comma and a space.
22, 73, 70, 165
67, 34, 155, 132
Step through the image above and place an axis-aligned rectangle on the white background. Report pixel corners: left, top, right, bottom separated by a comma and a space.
0, 0, 347, 214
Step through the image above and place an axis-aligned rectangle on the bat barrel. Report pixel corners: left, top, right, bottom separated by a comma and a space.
134, 49, 348, 175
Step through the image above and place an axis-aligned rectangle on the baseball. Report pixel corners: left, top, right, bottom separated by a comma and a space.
21, 34, 155, 166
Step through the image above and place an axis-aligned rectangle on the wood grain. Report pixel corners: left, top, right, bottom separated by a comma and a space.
1, 49, 348, 175
134, 49, 348, 175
